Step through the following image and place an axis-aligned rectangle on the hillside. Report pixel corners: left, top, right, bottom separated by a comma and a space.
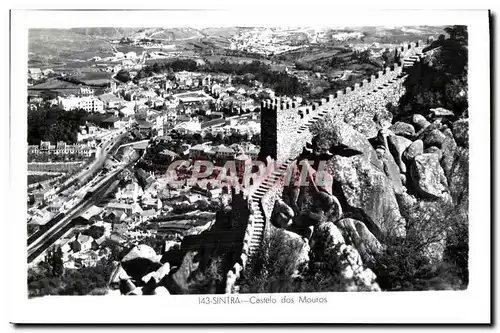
28, 29, 117, 65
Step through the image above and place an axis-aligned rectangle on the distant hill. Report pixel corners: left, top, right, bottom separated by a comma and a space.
29, 29, 118, 65
130, 27, 205, 41
70, 28, 141, 39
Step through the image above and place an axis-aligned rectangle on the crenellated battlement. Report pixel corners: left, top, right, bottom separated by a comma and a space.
259, 54, 408, 164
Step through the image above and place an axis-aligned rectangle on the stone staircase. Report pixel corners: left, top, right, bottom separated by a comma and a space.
402, 54, 422, 72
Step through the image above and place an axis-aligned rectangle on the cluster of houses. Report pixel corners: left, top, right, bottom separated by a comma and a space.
188, 142, 259, 162
28, 141, 94, 157
229, 28, 307, 56
46, 157, 233, 268
28, 67, 55, 82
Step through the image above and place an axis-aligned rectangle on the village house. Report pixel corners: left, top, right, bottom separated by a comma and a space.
116, 182, 141, 203
137, 168, 156, 188
141, 209, 158, 221
106, 201, 142, 216
58, 95, 104, 113
103, 210, 128, 224
213, 144, 235, 160
59, 238, 73, 261
28, 141, 93, 157
91, 236, 107, 251
98, 93, 123, 109
28, 68, 42, 80
72, 205, 103, 225
71, 234, 94, 253
142, 197, 162, 210
189, 143, 212, 159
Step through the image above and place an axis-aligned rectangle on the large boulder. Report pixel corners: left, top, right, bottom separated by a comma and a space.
271, 197, 294, 228
424, 146, 443, 160
409, 153, 449, 199
429, 107, 455, 119
313, 120, 381, 169
121, 244, 162, 282
422, 129, 447, 148
379, 148, 404, 194
310, 223, 381, 291
387, 135, 412, 174
311, 221, 345, 250
279, 229, 310, 269
403, 139, 424, 163
335, 218, 383, 266
389, 121, 416, 139
452, 119, 469, 147
141, 262, 171, 285
412, 114, 431, 131
167, 250, 201, 294
283, 161, 343, 230
327, 155, 406, 238
447, 147, 469, 203
440, 129, 458, 178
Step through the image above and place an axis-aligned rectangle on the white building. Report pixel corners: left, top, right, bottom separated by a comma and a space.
98, 93, 122, 109
58, 96, 104, 113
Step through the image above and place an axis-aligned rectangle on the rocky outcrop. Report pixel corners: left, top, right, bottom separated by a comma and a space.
452, 119, 469, 147
403, 139, 424, 163
412, 114, 431, 131
410, 153, 449, 199
389, 121, 416, 139
440, 129, 458, 178
387, 135, 412, 173
141, 262, 170, 285
379, 148, 404, 194
429, 107, 455, 118
121, 244, 163, 282
422, 128, 447, 148
280, 229, 310, 269
424, 146, 443, 160
327, 155, 406, 238
271, 197, 294, 228
335, 218, 383, 266
310, 222, 380, 291
313, 120, 381, 168
278, 160, 343, 235
167, 250, 200, 294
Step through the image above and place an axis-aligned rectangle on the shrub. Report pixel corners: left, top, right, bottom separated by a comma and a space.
372, 201, 468, 291
28, 258, 114, 297
239, 227, 345, 293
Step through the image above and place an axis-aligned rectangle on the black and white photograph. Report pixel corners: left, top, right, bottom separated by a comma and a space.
6, 6, 491, 324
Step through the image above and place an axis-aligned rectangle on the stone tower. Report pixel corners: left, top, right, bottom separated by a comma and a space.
110, 81, 117, 94
259, 97, 303, 163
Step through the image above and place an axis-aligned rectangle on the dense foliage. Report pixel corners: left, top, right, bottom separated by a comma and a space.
239, 228, 345, 293
27, 104, 111, 145
28, 256, 114, 297
399, 25, 468, 118
115, 69, 131, 83
372, 198, 468, 291
83, 225, 105, 239
27, 105, 87, 144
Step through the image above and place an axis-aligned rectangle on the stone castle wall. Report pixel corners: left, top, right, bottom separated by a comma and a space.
225, 40, 430, 293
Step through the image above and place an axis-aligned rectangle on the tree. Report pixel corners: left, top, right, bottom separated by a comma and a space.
444, 25, 468, 43
45, 247, 64, 277
84, 225, 105, 239
399, 26, 468, 118
115, 69, 131, 83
